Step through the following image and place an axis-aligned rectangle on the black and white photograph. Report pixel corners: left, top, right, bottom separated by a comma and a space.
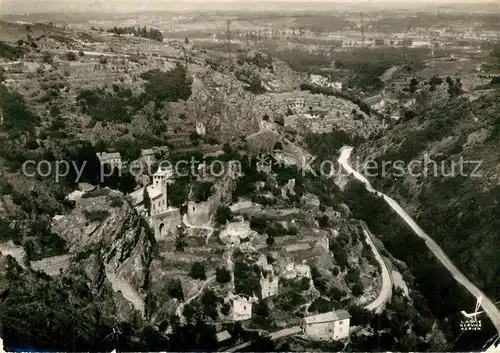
0, 0, 500, 351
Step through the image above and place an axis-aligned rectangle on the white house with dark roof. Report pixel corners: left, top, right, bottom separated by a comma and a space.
215, 330, 231, 343
302, 310, 351, 341
96, 152, 122, 171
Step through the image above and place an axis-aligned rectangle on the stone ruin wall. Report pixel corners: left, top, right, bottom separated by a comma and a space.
186, 192, 221, 227
153, 208, 182, 241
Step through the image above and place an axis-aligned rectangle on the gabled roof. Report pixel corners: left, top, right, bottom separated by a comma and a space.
96, 152, 121, 160
216, 331, 232, 343
128, 185, 163, 205
303, 310, 351, 325
141, 149, 154, 157
78, 182, 96, 192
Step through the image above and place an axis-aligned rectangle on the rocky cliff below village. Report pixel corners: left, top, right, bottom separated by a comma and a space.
51, 188, 154, 301
0, 188, 163, 351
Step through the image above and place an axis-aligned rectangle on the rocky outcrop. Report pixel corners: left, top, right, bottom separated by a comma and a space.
51, 188, 155, 310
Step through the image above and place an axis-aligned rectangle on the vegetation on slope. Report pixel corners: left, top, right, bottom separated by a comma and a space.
343, 180, 495, 351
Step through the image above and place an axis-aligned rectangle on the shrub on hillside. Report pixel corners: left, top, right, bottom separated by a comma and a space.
140, 65, 192, 103
215, 206, 233, 225
83, 209, 110, 223
167, 279, 184, 300
190, 182, 213, 203
216, 267, 231, 283
190, 262, 206, 280
65, 52, 78, 61
0, 85, 40, 133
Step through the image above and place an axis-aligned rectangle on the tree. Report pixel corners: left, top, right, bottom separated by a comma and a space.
190, 182, 213, 203
409, 78, 419, 93
66, 52, 78, 61
266, 236, 275, 246
190, 262, 206, 280
143, 187, 151, 216
140, 66, 192, 103
352, 282, 364, 296
175, 230, 187, 252
168, 279, 184, 300
215, 206, 233, 225
253, 300, 271, 327
201, 289, 218, 320
318, 215, 329, 229
184, 37, 189, 45
216, 267, 231, 283
23, 239, 34, 264
348, 305, 374, 326
168, 177, 190, 208
334, 247, 348, 269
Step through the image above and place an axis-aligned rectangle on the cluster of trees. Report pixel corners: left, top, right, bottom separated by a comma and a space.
168, 177, 191, 208
305, 130, 353, 162
311, 266, 347, 306
264, 47, 331, 73
429, 75, 444, 91
2, 266, 123, 352
274, 278, 309, 313
216, 267, 231, 283
140, 66, 192, 103
22, 216, 68, 262
77, 88, 138, 123
446, 76, 463, 98
417, 178, 500, 299
374, 99, 466, 167
214, 206, 233, 225
491, 76, 500, 87
408, 77, 419, 93
83, 209, 111, 223
231, 156, 267, 201
77, 66, 192, 124
0, 84, 40, 134
190, 262, 206, 280
233, 261, 261, 297
250, 216, 297, 239
107, 26, 163, 42
0, 41, 25, 60
190, 182, 213, 203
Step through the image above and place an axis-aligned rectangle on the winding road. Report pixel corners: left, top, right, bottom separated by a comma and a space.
361, 225, 392, 313
338, 146, 500, 335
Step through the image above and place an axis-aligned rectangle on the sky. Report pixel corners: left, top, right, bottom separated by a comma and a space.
1, 0, 497, 14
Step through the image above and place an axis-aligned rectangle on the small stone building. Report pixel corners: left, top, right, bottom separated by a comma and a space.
232, 296, 254, 321
302, 310, 351, 341
260, 275, 279, 299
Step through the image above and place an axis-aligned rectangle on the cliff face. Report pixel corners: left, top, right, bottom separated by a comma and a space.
51, 188, 155, 294
0, 253, 122, 351
0, 188, 162, 351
